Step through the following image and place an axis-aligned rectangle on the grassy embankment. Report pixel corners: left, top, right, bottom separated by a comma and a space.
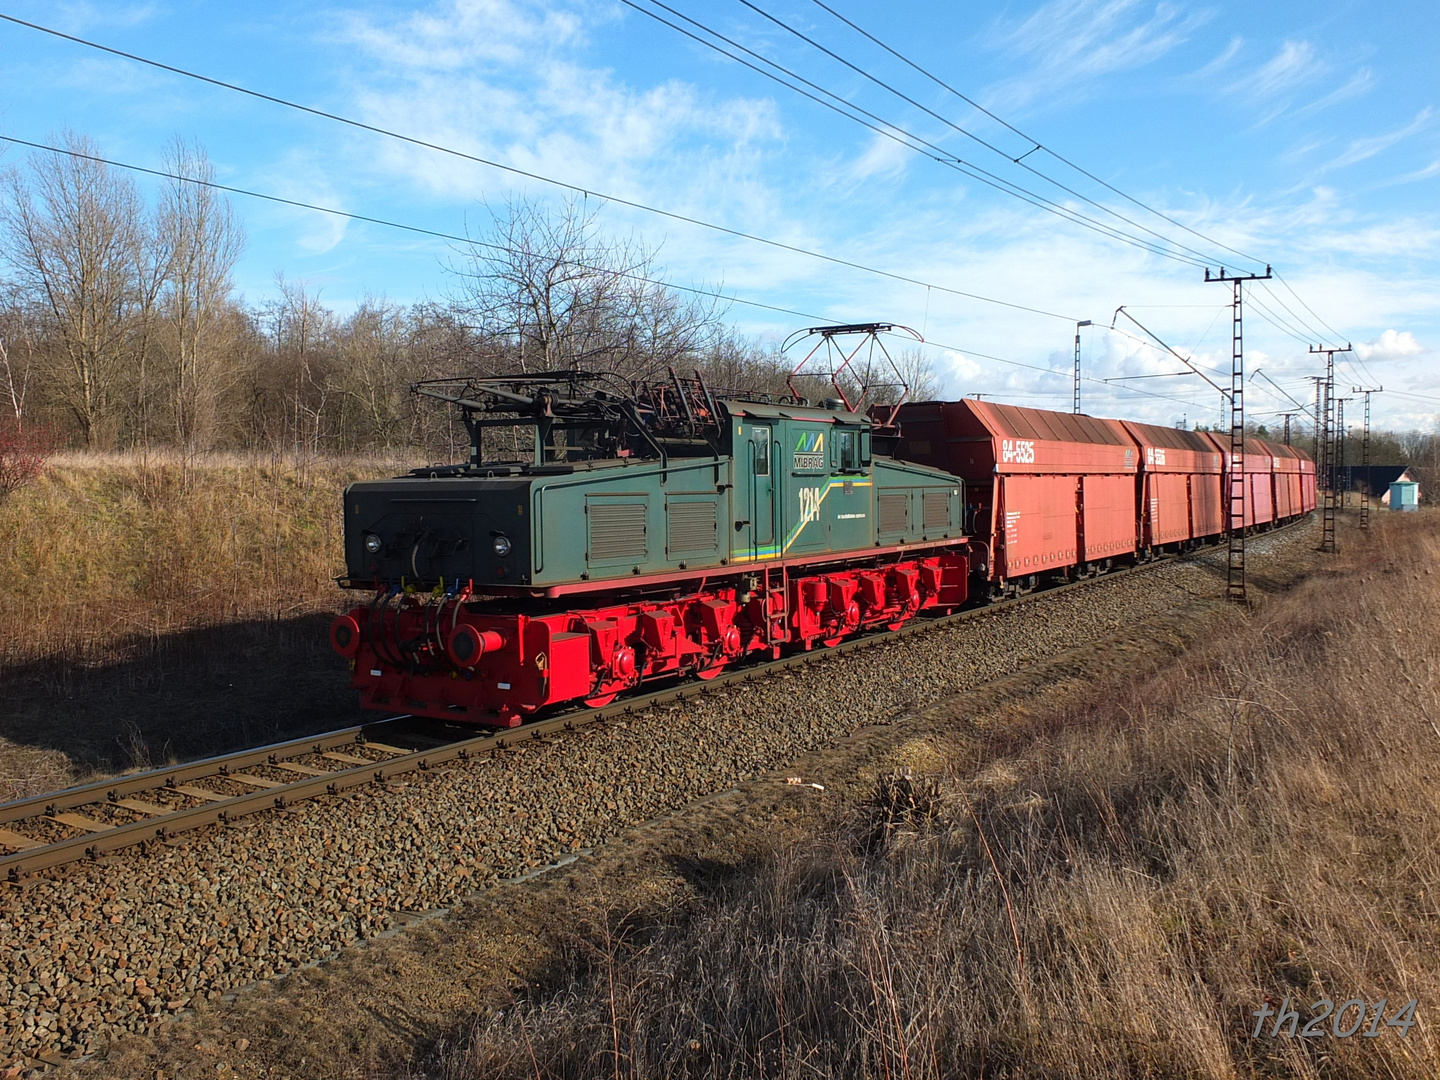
0, 452, 414, 796
439, 511, 1440, 1080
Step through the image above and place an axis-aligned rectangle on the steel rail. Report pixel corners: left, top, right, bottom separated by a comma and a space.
0, 518, 1307, 880
0, 719, 416, 825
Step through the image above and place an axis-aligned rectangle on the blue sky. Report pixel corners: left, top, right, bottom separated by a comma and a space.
0, 0, 1436, 430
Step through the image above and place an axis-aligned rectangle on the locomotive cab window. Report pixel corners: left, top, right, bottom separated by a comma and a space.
838, 429, 860, 472
752, 434, 770, 476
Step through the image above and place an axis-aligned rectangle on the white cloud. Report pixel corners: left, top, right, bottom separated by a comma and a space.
53, 2, 159, 34
255, 152, 351, 255
1321, 108, 1435, 173
1230, 39, 1319, 102
333, 0, 784, 223
334, 0, 587, 69
1355, 329, 1424, 363
1290, 68, 1374, 120
1189, 35, 1243, 80
983, 0, 1207, 113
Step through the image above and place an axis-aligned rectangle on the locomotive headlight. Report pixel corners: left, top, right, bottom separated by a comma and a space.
492, 534, 513, 557
363, 532, 383, 554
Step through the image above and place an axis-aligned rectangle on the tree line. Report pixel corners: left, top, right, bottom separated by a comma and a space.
0, 133, 941, 463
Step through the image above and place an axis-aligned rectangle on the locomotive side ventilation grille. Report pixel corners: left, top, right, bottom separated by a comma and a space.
878, 492, 909, 533
587, 499, 648, 562
923, 490, 950, 531
666, 498, 718, 554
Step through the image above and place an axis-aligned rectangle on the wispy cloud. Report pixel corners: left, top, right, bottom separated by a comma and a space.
1189, 35, 1243, 81
983, 0, 1208, 113
334, 0, 587, 70
332, 0, 787, 238
1290, 67, 1374, 120
1205, 40, 1373, 128
1230, 39, 1319, 101
1321, 107, 1435, 172
52, 2, 160, 34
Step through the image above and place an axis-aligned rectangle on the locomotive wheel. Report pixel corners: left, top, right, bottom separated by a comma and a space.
695, 663, 728, 680
583, 691, 619, 708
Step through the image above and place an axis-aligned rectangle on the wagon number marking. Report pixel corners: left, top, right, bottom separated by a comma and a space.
1001, 439, 1036, 464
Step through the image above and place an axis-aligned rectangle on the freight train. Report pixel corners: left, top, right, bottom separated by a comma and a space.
330, 328, 1315, 727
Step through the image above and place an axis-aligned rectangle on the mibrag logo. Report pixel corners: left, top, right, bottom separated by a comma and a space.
793, 430, 826, 470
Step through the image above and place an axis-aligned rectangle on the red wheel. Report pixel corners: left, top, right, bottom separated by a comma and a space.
822, 634, 846, 647
695, 662, 728, 680
583, 691, 618, 708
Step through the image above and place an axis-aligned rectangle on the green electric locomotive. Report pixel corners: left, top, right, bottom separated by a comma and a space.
331, 363, 971, 726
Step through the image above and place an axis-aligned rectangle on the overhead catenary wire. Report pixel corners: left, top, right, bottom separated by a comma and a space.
0, 11, 1081, 325
618, 0, 1210, 268
0, 135, 830, 324
2, 133, 1217, 414
917, 335, 1216, 411
801, 0, 1356, 352
729, 0, 1230, 269
807, 0, 1271, 272
0, 14, 1359, 416
1244, 293, 1317, 348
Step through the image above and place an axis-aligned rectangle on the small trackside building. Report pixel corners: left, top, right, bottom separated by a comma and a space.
1120, 420, 1226, 549
891, 400, 1139, 584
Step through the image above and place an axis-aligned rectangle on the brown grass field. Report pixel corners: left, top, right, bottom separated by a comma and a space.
431, 510, 1440, 1080
0, 452, 414, 796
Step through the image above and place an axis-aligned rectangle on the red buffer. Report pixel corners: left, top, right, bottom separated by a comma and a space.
334, 554, 967, 726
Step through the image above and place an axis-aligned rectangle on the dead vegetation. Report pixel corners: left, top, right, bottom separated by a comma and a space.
0, 452, 412, 781
430, 511, 1440, 1080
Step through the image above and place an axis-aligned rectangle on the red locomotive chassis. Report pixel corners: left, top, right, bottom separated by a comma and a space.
333, 553, 967, 726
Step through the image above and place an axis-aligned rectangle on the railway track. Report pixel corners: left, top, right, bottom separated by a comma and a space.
0, 524, 1303, 881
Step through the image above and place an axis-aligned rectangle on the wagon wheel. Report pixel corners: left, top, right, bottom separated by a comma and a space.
583, 691, 619, 708
694, 662, 728, 680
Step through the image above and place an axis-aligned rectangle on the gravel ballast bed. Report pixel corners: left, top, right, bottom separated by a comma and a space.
0, 525, 1315, 1065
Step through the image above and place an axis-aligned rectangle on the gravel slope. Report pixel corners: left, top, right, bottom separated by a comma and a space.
0, 523, 1317, 1069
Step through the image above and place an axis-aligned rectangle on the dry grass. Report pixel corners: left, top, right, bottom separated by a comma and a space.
0, 451, 416, 787
431, 511, 1440, 1079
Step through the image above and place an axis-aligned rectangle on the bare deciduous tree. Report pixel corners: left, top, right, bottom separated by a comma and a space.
0, 132, 147, 446
158, 140, 245, 453
452, 196, 727, 380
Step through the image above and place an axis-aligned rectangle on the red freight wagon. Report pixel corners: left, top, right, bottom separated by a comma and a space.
1271, 443, 1308, 520
1120, 420, 1226, 548
891, 400, 1138, 584
1299, 448, 1316, 511
1205, 434, 1279, 528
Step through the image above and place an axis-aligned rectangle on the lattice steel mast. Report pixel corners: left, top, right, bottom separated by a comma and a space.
1353, 386, 1382, 529
1309, 345, 1351, 552
1206, 265, 1271, 601
1073, 320, 1091, 413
